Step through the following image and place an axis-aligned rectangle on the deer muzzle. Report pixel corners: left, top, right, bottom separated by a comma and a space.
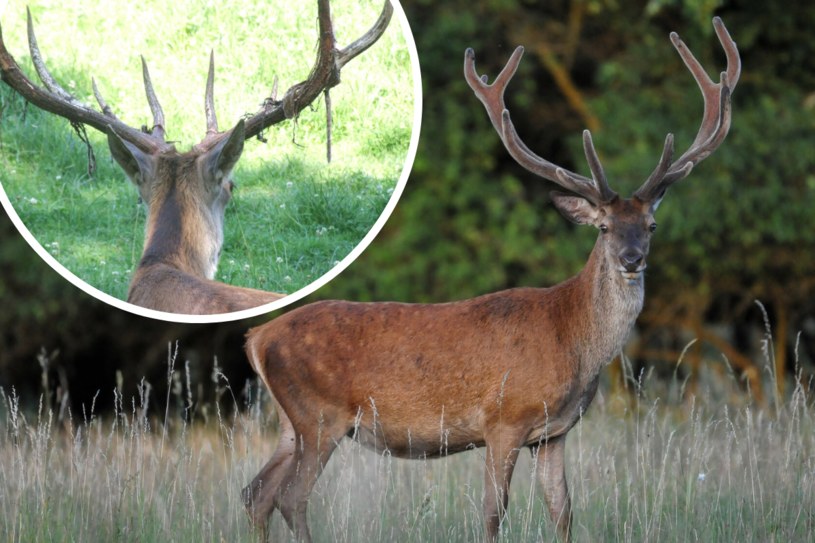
618, 249, 646, 279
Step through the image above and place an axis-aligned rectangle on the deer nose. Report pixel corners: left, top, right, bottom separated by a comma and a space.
619, 250, 644, 272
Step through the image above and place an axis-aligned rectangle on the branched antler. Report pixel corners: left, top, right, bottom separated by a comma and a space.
634, 17, 740, 201
0, 1, 393, 159
464, 46, 617, 206
237, 0, 394, 145
465, 17, 740, 207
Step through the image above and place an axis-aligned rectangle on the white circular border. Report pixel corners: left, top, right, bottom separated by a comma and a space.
0, 0, 421, 324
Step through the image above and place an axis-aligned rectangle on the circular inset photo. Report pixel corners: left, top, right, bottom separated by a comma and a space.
0, 0, 419, 322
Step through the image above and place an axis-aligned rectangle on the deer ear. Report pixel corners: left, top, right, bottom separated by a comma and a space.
107, 128, 154, 185
202, 119, 245, 183
550, 191, 600, 226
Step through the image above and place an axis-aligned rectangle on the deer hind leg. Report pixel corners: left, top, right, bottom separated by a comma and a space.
482, 430, 524, 542
243, 406, 299, 530
243, 403, 344, 543
531, 435, 572, 542
275, 415, 344, 543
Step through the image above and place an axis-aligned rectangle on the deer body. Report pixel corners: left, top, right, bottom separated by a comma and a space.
0, 1, 393, 315
243, 200, 650, 541
242, 17, 740, 543
248, 238, 643, 454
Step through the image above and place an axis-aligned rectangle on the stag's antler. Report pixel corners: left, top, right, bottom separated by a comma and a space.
0, 1, 393, 156
0, 8, 170, 154
464, 46, 617, 206
634, 16, 740, 201
238, 0, 394, 144
464, 17, 740, 206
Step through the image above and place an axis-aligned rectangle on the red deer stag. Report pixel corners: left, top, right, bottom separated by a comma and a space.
242, 17, 739, 542
0, 1, 393, 315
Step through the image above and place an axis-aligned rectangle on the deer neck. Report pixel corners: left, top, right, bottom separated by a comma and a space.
573, 235, 644, 377
139, 183, 223, 279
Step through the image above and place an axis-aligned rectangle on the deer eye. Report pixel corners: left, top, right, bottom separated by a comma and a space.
649, 222, 657, 233
599, 224, 609, 234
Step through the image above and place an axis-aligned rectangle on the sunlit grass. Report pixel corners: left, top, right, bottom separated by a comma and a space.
1, 342, 813, 542
0, 0, 415, 300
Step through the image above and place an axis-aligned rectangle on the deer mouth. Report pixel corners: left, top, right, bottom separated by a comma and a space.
619, 266, 646, 281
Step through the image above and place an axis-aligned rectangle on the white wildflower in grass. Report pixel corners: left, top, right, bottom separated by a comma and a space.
284, 275, 292, 282
28, 197, 38, 204
276, 257, 284, 264
286, 181, 294, 188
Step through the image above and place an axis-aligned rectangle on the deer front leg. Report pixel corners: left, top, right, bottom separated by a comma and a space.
482, 431, 524, 542
532, 435, 572, 542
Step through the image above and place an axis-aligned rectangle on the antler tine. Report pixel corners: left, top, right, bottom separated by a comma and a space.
642, 133, 675, 190
635, 17, 740, 202
337, 0, 394, 69
582, 130, 617, 202
465, 47, 611, 206
713, 17, 740, 90
463, 45, 523, 136
1, 9, 164, 154
26, 8, 76, 104
238, 0, 392, 144
205, 50, 218, 134
91, 77, 118, 119
140, 56, 166, 140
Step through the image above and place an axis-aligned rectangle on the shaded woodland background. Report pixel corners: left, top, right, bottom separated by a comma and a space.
1, 0, 814, 413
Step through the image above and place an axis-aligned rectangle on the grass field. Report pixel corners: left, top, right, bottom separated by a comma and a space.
1, 348, 813, 542
0, 0, 415, 302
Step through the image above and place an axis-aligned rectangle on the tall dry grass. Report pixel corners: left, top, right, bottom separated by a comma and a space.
1, 337, 813, 542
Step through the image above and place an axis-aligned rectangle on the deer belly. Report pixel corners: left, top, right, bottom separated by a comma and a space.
350, 407, 488, 459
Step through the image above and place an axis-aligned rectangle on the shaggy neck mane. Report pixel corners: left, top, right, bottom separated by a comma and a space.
574, 235, 645, 379
139, 158, 221, 279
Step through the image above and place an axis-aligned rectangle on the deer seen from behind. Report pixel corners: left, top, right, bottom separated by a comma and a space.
242, 16, 739, 543
0, 1, 393, 315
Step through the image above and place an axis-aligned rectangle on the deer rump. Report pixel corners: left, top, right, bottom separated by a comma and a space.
246, 290, 599, 459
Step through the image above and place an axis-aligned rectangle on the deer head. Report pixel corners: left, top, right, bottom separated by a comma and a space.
465, 17, 740, 286
0, 1, 394, 313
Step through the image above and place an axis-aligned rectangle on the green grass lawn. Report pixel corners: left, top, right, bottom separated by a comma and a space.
0, 0, 416, 304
